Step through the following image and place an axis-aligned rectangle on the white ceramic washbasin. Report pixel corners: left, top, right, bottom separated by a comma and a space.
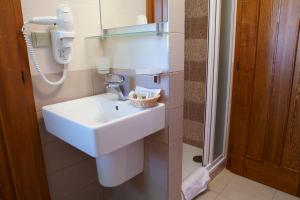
42, 93, 165, 187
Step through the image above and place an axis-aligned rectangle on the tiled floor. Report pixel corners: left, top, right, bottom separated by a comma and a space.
196, 169, 300, 200
182, 143, 203, 180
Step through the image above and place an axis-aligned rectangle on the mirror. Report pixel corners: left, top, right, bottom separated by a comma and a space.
100, 0, 168, 29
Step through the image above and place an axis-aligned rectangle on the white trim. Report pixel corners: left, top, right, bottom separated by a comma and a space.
206, 154, 226, 174
204, 0, 237, 165
203, 0, 222, 166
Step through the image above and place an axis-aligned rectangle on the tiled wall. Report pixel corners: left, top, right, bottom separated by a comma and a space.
101, 69, 184, 200
184, 0, 208, 148
33, 69, 106, 200
32, 68, 184, 200
23, 0, 185, 198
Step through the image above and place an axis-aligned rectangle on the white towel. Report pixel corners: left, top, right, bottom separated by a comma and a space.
182, 167, 211, 200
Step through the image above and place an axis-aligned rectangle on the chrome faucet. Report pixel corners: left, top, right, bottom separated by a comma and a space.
105, 74, 127, 101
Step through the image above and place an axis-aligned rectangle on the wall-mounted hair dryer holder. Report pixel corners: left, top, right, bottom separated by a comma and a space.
22, 4, 75, 85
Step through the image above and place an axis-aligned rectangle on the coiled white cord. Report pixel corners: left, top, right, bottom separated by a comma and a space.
22, 22, 67, 86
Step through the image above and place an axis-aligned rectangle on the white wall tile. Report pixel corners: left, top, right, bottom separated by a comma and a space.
169, 33, 185, 72
168, 0, 185, 33
102, 35, 169, 70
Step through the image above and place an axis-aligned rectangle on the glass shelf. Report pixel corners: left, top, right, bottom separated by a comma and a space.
86, 22, 168, 40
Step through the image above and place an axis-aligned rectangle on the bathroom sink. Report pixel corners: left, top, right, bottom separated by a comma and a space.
43, 93, 165, 157
42, 93, 165, 187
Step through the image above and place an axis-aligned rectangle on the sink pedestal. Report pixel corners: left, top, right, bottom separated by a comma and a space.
96, 140, 144, 187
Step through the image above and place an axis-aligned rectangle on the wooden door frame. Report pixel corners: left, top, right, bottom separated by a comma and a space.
0, 0, 50, 199
146, 0, 164, 23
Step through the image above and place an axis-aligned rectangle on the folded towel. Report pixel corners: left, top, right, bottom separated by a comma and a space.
182, 167, 210, 200
134, 86, 161, 99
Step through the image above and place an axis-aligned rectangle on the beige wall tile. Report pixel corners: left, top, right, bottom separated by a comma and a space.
168, 166, 182, 200
185, 39, 207, 62
144, 138, 168, 172
183, 119, 204, 147
184, 81, 206, 103
169, 71, 184, 108
169, 106, 184, 143
148, 109, 170, 144
188, 61, 207, 82
169, 140, 183, 173
148, 128, 169, 145
32, 69, 94, 111
43, 140, 89, 174
91, 69, 106, 95
187, 101, 205, 123
168, 140, 182, 200
47, 158, 98, 200
186, 0, 208, 18
190, 17, 208, 39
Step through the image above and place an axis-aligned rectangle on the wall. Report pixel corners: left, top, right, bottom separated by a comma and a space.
21, 0, 184, 199
183, 0, 208, 148
21, 0, 103, 75
101, 0, 146, 29
98, 0, 185, 199
21, 0, 107, 199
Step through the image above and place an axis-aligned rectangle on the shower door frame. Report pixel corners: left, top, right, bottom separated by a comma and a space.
203, 0, 237, 170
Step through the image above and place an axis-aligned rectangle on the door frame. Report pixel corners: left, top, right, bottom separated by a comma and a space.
204, 0, 237, 169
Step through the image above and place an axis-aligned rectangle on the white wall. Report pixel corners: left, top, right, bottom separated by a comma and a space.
21, 0, 184, 74
98, 0, 185, 72
101, 0, 146, 29
21, 0, 102, 75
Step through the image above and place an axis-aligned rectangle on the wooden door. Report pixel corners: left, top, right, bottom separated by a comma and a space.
146, 0, 164, 23
0, 0, 50, 199
228, 0, 300, 196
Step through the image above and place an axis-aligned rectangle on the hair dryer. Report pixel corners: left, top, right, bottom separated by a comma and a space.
22, 4, 75, 85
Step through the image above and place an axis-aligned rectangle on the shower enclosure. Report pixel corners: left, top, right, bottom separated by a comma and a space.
182, 0, 236, 181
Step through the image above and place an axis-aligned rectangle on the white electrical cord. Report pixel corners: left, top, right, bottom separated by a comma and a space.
22, 22, 68, 86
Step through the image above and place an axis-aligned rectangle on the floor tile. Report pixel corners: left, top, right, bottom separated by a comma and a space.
273, 191, 300, 200
220, 175, 276, 200
216, 195, 230, 200
196, 190, 218, 200
209, 169, 235, 194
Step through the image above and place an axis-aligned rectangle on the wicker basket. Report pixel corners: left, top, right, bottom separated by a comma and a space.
128, 95, 161, 108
